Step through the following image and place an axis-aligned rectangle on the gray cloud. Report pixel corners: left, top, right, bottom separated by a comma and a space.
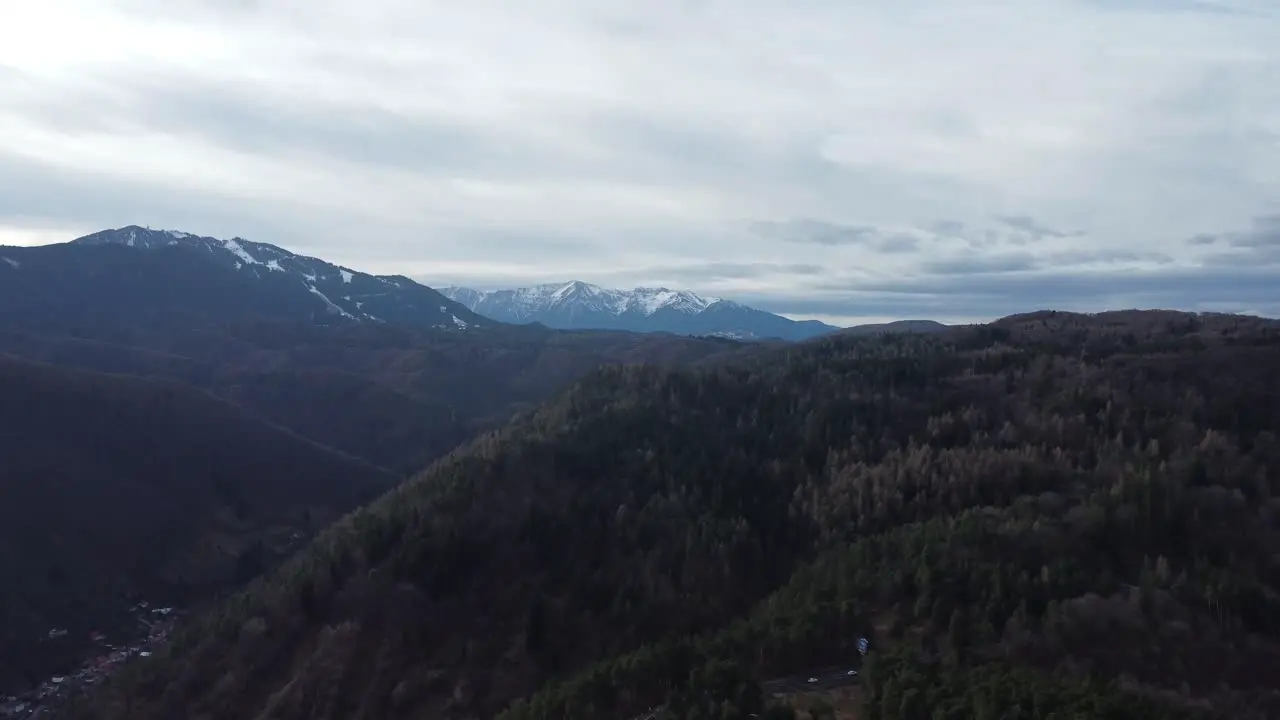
877, 235, 920, 253
995, 215, 1075, 240
750, 218, 927, 255
914, 247, 1175, 278
1187, 214, 1280, 254
929, 220, 966, 236
751, 263, 1280, 321
1228, 214, 1280, 247
9, 64, 949, 205
1076, 0, 1269, 17
8, 71, 566, 182
731, 242, 1260, 322
751, 218, 879, 246
922, 254, 1038, 275
584, 260, 830, 283
0, 151, 303, 243
0, 150, 575, 266
1201, 246, 1280, 267
1188, 214, 1280, 268
419, 260, 829, 293
2, 0, 1278, 324
1043, 249, 1175, 265
651, 261, 827, 279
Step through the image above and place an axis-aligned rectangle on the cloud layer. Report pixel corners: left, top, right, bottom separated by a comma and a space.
2, 0, 1278, 323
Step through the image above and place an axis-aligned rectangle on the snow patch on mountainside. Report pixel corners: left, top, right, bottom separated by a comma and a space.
67, 225, 489, 332
443, 281, 723, 319
441, 280, 840, 341
306, 284, 357, 320
632, 287, 717, 315
222, 239, 260, 267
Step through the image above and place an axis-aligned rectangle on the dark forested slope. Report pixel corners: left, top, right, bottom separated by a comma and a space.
0, 321, 739, 474
0, 355, 395, 692
1, 236, 740, 475
66, 311, 1280, 720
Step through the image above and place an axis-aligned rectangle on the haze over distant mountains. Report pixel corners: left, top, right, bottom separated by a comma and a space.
0, 225, 752, 475
0, 225, 946, 342
442, 281, 845, 341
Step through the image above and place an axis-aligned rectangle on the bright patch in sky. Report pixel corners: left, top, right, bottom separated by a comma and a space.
1, 0, 1277, 323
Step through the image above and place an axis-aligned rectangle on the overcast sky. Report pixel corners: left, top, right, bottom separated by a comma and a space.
2, 0, 1277, 324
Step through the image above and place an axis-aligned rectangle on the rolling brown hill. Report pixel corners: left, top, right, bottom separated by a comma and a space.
0, 354, 396, 694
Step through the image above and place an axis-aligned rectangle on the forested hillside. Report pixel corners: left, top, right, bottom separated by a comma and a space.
64, 310, 1280, 720
0, 355, 395, 693
0, 321, 739, 474
1, 234, 742, 477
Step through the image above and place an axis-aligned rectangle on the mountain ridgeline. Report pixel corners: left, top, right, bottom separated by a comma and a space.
0, 226, 749, 705
0, 226, 490, 333
1, 225, 944, 343
64, 310, 1280, 720
0, 228, 744, 473
442, 281, 847, 341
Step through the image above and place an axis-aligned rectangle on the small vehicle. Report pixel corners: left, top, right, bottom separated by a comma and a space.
846, 669, 858, 676
807, 677, 818, 683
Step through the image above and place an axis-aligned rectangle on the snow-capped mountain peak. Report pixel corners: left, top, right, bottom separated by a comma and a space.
441, 281, 727, 322
628, 286, 721, 316
441, 280, 835, 341
68, 225, 489, 331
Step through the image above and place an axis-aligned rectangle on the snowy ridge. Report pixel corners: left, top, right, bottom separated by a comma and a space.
67, 225, 488, 332
441, 280, 839, 341
447, 280, 726, 321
